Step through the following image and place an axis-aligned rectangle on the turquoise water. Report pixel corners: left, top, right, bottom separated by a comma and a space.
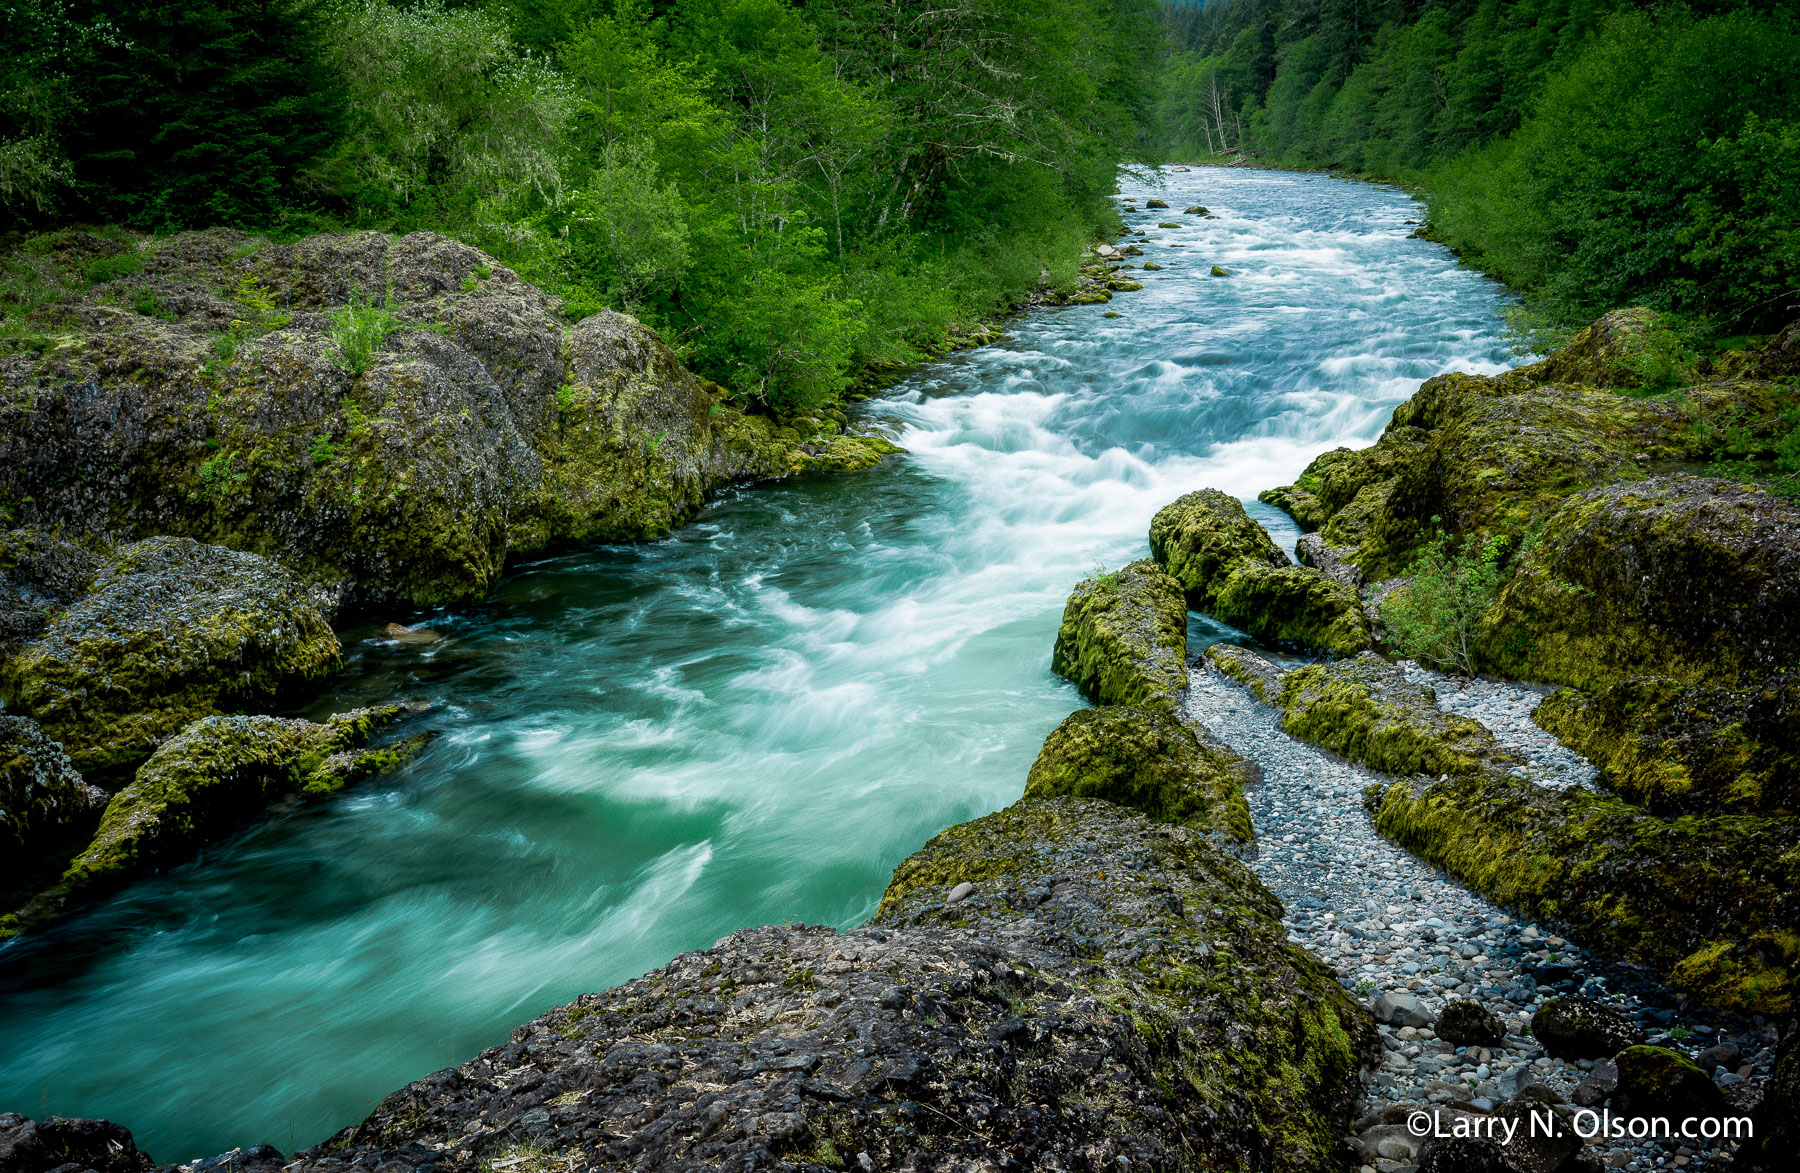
0, 170, 1516, 1160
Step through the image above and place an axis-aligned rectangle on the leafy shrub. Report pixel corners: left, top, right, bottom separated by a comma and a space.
326, 286, 401, 376
1381, 529, 1510, 677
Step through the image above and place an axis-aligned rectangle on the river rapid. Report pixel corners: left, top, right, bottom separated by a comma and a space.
0, 169, 1516, 1159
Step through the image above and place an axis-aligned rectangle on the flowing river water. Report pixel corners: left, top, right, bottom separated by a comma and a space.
0, 170, 1517, 1159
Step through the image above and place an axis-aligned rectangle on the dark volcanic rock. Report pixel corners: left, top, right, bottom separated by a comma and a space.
1736, 1021, 1800, 1171
0, 537, 340, 771
1531, 995, 1644, 1060
0, 714, 104, 885
1610, 1045, 1724, 1121
0, 528, 105, 654
1436, 999, 1506, 1047
0, 1113, 154, 1173
60, 797, 1371, 1173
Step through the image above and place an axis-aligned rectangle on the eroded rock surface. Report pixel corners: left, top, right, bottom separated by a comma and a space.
0, 536, 340, 771
0, 230, 899, 607
0, 714, 104, 885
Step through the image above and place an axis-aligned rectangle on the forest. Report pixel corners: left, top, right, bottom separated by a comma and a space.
1158, 0, 1800, 339
0, 0, 1159, 412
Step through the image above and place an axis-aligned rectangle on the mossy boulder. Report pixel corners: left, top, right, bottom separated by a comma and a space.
1254, 315, 1797, 586
59, 706, 427, 902
1530, 995, 1644, 1060
1610, 1046, 1724, 1121
0, 230, 897, 608
0, 528, 105, 653
1024, 705, 1254, 844
0, 714, 105, 885
1534, 673, 1800, 815
1274, 653, 1520, 780
1205, 642, 1288, 704
1050, 558, 1188, 712
1366, 772, 1800, 1015
1479, 476, 1800, 689
1150, 488, 1371, 656
1435, 1000, 1505, 1047
0, 537, 340, 771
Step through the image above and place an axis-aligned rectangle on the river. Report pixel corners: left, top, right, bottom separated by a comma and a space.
0, 169, 1515, 1160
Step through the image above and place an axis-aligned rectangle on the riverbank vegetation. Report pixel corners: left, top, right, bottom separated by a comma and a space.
0, 0, 1161, 414
1157, 0, 1800, 341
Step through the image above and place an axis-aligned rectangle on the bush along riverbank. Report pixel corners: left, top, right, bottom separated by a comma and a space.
1064, 309, 1800, 1171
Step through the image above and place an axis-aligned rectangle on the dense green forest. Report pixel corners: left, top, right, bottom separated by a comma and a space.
0, 0, 1159, 411
1158, 0, 1800, 337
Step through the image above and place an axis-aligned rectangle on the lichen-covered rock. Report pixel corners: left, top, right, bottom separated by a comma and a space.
1435, 1000, 1505, 1047
1050, 559, 1188, 712
0, 715, 104, 884
1274, 653, 1521, 780
1530, 995, 1644, 1060
1534, 674, 1800, 815
1204, 642, 1289, 704
1365, 772, 1800, 1015
1509, 308, 1687, 391
0, 1112, 154, 1173
0, 528, 105, 653
0, 230, 899, 607
246, 797, 1372, 1173
0, 537, 340, 771
1479, 476, 1800, 689
1150, 489, 1370, 655
57, 706, 426, 903
1024, 705, 1254, 845
1609, 1046, 1724, 1121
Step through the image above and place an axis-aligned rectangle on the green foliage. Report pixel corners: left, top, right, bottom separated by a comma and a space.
326, 286, 401, 376
1381, 528, 1510, 678
1160, 1, 1800, 335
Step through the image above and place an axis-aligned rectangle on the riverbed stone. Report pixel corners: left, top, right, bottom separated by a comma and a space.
1531, 996, 1644, 1060
1050, 558, 1188, 712
0, 537, 340, 771
1024, 704, 1254, 844
1438, 1000, 1506, 1047
1376, 990, 1432, 1027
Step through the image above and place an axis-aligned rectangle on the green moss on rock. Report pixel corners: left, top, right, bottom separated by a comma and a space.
1275, 653, 1520, 780
60, 705, 426, 900
1024, 705, 1254, 844
1611, 1046, 1725, 1120
1534, 674, 1800, 815
0, 713, 105, 885
1204, 642, 1288, 704
0, 537, 340, 771
1479, 475, 1800, 689
1365, 772, 1800, 1015
1050, 559, 1188, 712
1149, 488, 1370, 656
